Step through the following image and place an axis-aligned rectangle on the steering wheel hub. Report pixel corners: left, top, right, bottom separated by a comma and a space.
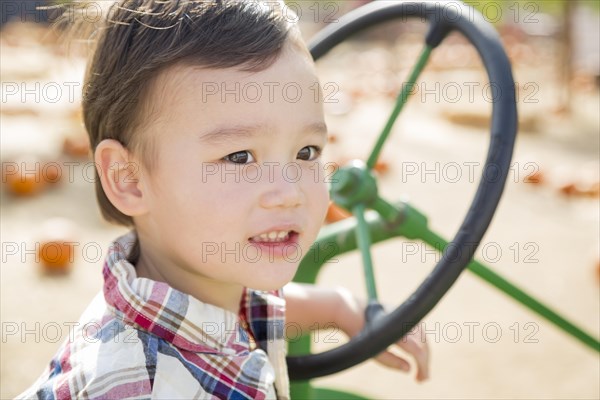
330, 159, 378, 210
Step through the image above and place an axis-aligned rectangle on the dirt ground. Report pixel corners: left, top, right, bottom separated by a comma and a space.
1, 8, 599, 400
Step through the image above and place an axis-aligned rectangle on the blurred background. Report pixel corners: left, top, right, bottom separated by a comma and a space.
1, 0, 599, 398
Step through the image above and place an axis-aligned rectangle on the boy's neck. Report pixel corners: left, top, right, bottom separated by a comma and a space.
135, 253, 244, 314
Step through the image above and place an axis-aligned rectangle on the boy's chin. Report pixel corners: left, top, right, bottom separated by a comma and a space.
245, 265, 299, 291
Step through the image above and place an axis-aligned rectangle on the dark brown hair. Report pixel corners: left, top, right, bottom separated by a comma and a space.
73, 0, 295, 260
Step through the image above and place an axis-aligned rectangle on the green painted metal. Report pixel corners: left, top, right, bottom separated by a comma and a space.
293, 203, 420, 283
287, 315, 315, 395
288, 205, 416, 397
467, 260, 600, 352
289, 381, 369, 400
330, 160, 378, 210
412, 226, 600, 352
353, 203, 378, 300
289, 201, 599, 398
288, 33, 599, 400
366, 45, 432, 170
290, 201, 600, 358
310, 387, 370, 399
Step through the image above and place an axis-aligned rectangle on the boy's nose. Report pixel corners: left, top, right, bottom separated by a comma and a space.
259, 170, 304, 209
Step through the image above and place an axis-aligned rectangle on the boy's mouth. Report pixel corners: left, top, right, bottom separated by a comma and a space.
248, 230, 298, 244
247, 224, 302, 261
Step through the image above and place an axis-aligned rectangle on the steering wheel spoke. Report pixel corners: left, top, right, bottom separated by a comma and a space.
366, 44, 432, 170
352, 203, 379, 302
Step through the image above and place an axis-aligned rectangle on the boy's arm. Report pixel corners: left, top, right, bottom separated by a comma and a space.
283, 282, 430, 382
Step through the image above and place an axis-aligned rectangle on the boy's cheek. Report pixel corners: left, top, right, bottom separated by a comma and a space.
306, 179, 330, 225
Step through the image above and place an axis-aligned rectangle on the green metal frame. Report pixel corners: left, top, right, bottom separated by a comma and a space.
290, 200, 600, 398
288, 37, 599, 400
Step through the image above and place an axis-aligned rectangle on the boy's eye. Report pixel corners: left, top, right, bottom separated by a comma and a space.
297, 146, 322, 161
223, 150, 255, 164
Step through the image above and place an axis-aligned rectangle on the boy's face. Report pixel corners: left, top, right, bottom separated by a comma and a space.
135, 39, 330, 294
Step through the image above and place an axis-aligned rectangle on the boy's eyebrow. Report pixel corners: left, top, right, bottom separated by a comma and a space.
198, 122, 328, 145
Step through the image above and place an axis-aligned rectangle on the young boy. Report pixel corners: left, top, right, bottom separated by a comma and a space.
18, 1, 428, 398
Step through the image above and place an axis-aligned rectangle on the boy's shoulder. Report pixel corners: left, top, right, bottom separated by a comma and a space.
17, 288, 287, 399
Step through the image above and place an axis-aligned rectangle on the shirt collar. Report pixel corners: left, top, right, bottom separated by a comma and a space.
102, 230, 250, 354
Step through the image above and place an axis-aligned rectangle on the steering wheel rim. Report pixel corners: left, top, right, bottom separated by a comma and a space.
287, 1, 518, 380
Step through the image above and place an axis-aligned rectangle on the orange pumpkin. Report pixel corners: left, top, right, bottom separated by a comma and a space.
63, 135, 91, 158
523, 170, 544, 184
325, 201, 351, 223
558, 182, 577, 197
42, 162, 62, 184
3, 158, 47, 196
373, 160, 390, 175
39, 241, 74, 273
37, 218, 77, 274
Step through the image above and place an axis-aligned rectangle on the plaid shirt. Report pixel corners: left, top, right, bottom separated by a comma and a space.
17, 231, 290, 400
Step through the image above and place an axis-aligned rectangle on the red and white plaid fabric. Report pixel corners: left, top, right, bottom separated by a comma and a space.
17, 231, 290, 399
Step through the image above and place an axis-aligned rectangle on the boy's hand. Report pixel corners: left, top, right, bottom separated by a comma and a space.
335, 288, 430, 382
372, 324, 429, 382
284, 283, 430, 382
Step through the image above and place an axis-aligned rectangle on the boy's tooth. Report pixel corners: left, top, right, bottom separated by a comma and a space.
250, 230, 291, 243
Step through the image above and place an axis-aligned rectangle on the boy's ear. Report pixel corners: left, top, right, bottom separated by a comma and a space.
94, 139, 149, 217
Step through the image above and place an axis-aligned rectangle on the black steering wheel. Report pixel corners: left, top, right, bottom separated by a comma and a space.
287, 1, 518, 380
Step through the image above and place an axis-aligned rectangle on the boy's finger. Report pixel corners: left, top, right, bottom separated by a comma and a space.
375, 351, 410, 372
397, 336, 429, 381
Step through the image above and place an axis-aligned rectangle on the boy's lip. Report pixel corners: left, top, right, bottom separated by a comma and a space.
247, 231, 301, 259
248, 223, 302, 240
